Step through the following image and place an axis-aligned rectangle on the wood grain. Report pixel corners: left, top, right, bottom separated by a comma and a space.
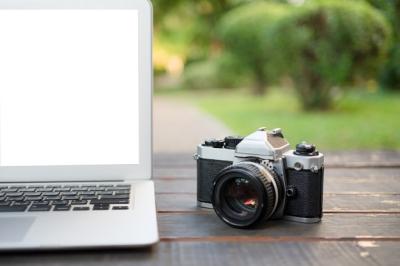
1, 242, 398, 266
154, 172, 400, 194
1, 151, 399, 266
155, 194, 400, 213
158, 213, 400, 239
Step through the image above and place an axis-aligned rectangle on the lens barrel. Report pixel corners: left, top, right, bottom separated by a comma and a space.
211, 163, 282, 228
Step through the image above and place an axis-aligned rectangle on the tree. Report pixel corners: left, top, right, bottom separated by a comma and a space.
366, 0, 400, 90
267, 0, 391, 109
217, 2, 290, 95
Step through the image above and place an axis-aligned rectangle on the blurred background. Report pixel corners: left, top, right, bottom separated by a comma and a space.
152, 0, 400, 153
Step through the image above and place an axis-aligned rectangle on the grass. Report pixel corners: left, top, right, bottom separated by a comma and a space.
156, 88, 400, 150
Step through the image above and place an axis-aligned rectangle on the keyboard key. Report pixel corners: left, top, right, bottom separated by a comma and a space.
99, 184, 114, 188
46, 185, 61, 188
71, 188, 88, 192
54, 188, 70, 192
63, 185, 79, 189
12, 201, 30, 206
7, 196, 24, 201
5, 192, 24, 197
81, 185, 97, 188
24, 192, 42, 197
10, 185, 26, 189
0, 206, 27, 212
32, 201, 49, 206
42, 192, 59, 196
63, 196, 79, 200
91, 199, 129, 205
73, 206, 90, 211
52, 200, 69, 205
54, 205, 71, 211
93, 204, 109, 210
81, 195, 97, 200
0, 201, 10, 206
116, 184, 131, 188
44, 196, 61, 201
97, 191, 113, 195
36, 188, 53, 192
25, 196, 43, 201
112, 206, 129, 210
100, 195, 129, 200
89, 187, 105, 192
2, 188, 18, 193
79, 191, 95, 196
29, 205, 51, 212
115, 190, 130, 195
71, 200, 87, 205
61, 191, 77, 196
28, 185, 44, 189
19, 188, 36, 192
113, 187, 131, 191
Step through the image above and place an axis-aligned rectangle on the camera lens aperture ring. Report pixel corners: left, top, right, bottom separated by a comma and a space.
211, 162, 279, 228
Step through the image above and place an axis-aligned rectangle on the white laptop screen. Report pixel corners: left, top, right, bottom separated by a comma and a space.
0, 10, 139, 166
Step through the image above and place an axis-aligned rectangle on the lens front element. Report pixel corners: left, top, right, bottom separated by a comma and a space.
224, 177, 258, 211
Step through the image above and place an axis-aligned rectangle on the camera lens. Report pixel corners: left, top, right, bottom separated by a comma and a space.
212, 163, 282, 228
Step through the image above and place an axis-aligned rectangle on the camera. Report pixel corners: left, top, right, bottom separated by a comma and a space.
194, 127, 324, 228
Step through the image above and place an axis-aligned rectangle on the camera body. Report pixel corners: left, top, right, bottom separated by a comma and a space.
195, 128, 324, 227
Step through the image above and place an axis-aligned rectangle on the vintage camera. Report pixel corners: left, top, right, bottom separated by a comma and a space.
194, 127, 324, 228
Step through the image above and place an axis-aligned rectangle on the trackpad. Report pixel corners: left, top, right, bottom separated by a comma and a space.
0, 217, 35, 242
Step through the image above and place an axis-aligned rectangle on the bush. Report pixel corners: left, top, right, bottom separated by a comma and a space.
217, 2, 291, 95
217, 0, 391, 109
266, 0, 391, 109
367, 0, 400, 90
182, 54, 249, 90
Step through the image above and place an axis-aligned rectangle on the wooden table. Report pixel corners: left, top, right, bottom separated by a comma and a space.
1, 151, 399, 266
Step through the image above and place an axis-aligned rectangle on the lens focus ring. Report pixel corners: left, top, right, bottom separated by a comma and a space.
240, 162, 281, 220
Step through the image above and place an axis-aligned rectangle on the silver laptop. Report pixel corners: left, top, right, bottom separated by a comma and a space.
0, 0, 158, 250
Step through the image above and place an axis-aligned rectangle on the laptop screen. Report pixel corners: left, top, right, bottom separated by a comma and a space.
0, 10, 139, 166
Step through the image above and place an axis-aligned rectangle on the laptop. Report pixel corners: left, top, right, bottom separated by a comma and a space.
0, 0, 158, 250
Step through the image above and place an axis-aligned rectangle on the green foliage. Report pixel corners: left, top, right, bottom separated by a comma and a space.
269, 0, 391, 109
184, 89, 400, 149
217, 0, 391, 109
152, 0, 256, 60
217, 2, 291, 94
366, 0, 400, 90
183, 54, 249, 90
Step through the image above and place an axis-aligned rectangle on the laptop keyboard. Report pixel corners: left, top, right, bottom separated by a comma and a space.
0, 183, 132, 212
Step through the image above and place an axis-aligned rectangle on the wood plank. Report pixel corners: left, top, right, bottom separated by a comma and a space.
158, 213, 400, 239
0, 242, 398, 266
155, 194, 400, 213
323, 194, 400, 213
154, 172, 400, 194
154, 151, 400, 168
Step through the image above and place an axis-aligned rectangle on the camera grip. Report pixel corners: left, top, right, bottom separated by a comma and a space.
285, 168, 324, 219
197, 159, 232, 204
